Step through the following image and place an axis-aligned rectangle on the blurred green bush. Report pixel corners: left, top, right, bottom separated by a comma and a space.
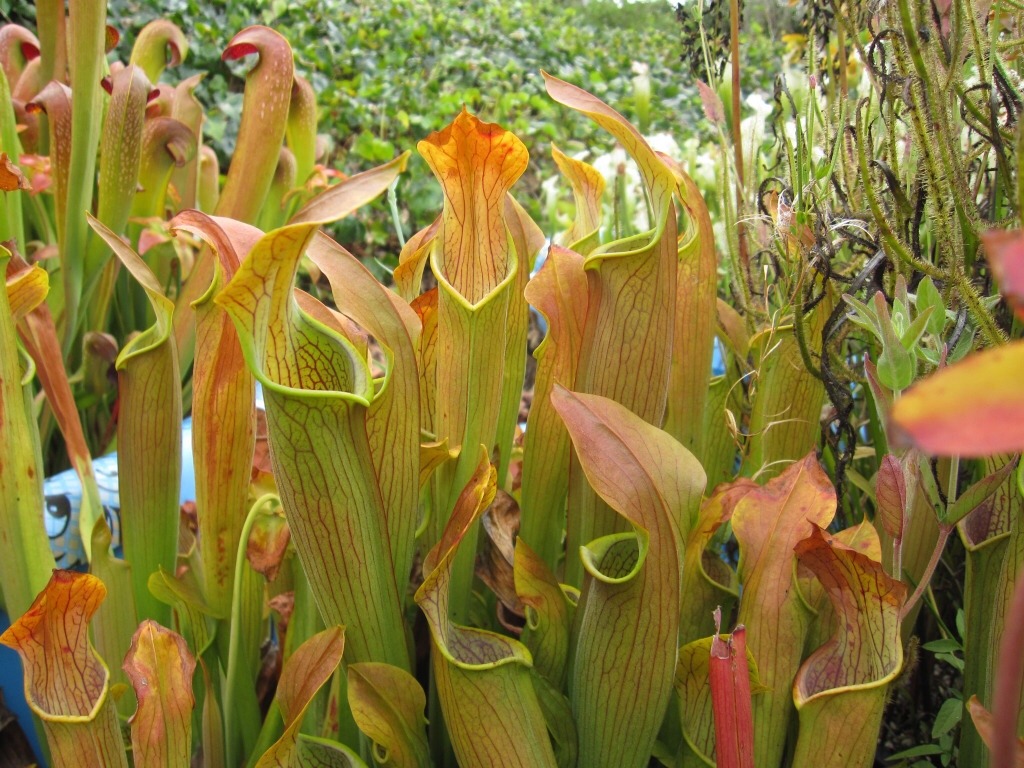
87, 0, 693, 258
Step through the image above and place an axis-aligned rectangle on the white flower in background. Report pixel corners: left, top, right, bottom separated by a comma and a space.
846, 47, 869, 95
545, 132, 691, 235
541, 172, 562, 221
782, 66, 811, 102
590, 147, 639, 191
746, 92, 774, 119
541, 173, 562, 198
694, 147, 718, 192
779, 120, 826, 164
590, 146, 648, 231
681, 136, 699, 161
678, 136, 718, 193
712, 219, 729, 253
646, 132, 682, 163
740, 91, 774, 155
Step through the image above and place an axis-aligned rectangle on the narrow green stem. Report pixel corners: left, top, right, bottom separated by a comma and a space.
388, 178, 406, 249
854, 102, 943, 278
63, 0, 107, 355
947, 456, 960, 507
952, 269, 1006, 346
964, 0, 991, 86
792, 299, 823, 381
836, 18, 849, 98
900, 523, 952, 622
729, 0, 747, 270
225, 493, 280, 768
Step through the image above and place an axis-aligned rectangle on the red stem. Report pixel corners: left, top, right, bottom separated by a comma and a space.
992, 573, 1024, 768
710, 624, 755, 768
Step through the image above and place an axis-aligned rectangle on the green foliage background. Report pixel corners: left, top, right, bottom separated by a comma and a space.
2, 0, 787, 262
106, 0, 699, 252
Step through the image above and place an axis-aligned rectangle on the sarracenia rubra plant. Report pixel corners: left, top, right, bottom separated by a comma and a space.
0, 571, 127, 767
3, 3, 1024, 767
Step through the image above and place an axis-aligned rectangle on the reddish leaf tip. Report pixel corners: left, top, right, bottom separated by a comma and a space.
105, 25, 120, 53
167, 42, 183, 67
222, 41, 259, 61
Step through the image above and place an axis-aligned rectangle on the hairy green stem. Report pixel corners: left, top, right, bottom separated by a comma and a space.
729, 0, 747, 271
854, 101, 942, 278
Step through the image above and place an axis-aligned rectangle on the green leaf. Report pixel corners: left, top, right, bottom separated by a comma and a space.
347, 663, 429, 768
544, 74, 681, 587
887, 744, 946, 760
842, 293, 881, 338
89, 214, 182, 629
948, 326, 976, 362
129, 19, 188, 82
255, 627, 354, 768
513, 538, 573, 690
123, 621, 197, 768
305, 228, 421, 607
899, 305, 935, 351
937, 653, 965, 672
932, 698, 963, 738
0, 249, 55, 619
922, 639, 962, 653
414, 448, 557, 768
0, 572, 128, 767
418, 108, 528, 624
531, 673, 578, 768
553, 386, 705, 768
871, 292, 915, 391
216, 220, 408, 670
147, 568, 219, 658
62, 0, 107, 349
352, 130, 397, 163
519, 244, 589, 572
792, 527, 907, 767
735, 455, 836, 767
914, 277, 946, 337
943, 457, 1020, 526
894, 275, 911, 314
